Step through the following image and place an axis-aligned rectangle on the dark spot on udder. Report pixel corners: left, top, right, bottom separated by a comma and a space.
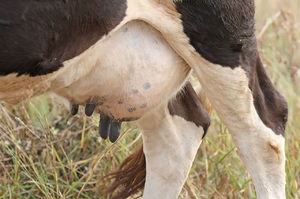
132, 89, 139, 94
128, 107, 136, 113
143, 82, 151, 90
140, 103, 147, 109
118, 100, 124, 104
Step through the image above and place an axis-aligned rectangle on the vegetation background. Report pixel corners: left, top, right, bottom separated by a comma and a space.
0, 0, 299, 198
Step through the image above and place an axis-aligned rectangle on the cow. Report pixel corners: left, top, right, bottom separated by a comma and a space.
0, 0, 288, 199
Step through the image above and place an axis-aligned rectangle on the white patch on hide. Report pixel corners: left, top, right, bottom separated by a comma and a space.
138, 103, 203, 199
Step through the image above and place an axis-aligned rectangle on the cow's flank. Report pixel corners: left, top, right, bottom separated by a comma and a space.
0, 0, 126, 76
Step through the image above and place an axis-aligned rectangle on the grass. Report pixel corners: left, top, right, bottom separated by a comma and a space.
0, 0, 299, 198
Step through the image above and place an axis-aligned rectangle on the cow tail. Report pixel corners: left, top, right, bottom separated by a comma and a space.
101, 145, 146, 199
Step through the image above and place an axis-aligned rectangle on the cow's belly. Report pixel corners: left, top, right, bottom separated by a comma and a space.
53, 20, 190, 119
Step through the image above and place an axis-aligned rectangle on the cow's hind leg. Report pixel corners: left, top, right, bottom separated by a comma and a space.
194, 56, 288, 199
139, 82, 210, 199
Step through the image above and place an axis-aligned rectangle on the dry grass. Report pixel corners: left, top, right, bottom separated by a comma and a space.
0, 0, 299, 198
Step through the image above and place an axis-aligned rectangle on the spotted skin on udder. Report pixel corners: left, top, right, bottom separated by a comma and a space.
128, 107, 137, 113
143, 82, 151, 90
140, 103, 147, 109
